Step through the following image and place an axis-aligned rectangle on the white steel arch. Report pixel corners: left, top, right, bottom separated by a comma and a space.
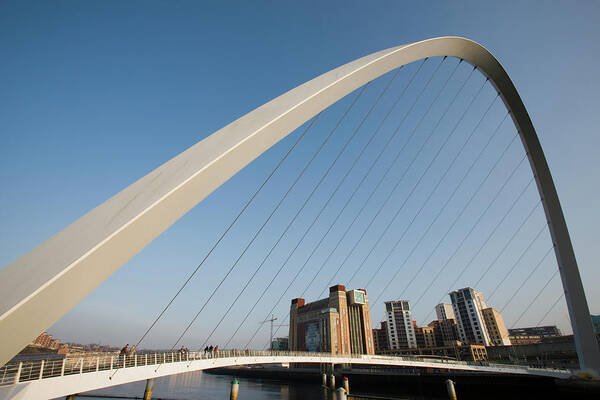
0, 36, 598, 374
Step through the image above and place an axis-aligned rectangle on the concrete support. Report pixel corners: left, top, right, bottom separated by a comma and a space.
322, 373, 327, 386
143, 378, 154, 400
230, 379, 239, 400
335, 388, 347, 400
329, 374, 335, 390
445, 379, 457, 400
343, 376, 349, 394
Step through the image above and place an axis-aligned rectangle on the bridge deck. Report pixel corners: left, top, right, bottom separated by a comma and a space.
0, 350, 573, 399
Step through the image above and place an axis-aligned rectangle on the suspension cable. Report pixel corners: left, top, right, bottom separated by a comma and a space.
166, 83, 369, 352
487, 222, 549, 302
420, 199, 542, 325
500, 245, 554, 312
224, 62, 436, 347
510, 268, 559, 329
354, 87, 499, 290
243, 59, 437, 349
368, 112, 523, 302
535, 292, 565, 327
130, 114, 319, 351
412, 176, 535, 310
321, 65, 478, 298
472, 200, 542, 288
199, 67, 404, 348
267, 63, 476, 347
284, 60, 439, 304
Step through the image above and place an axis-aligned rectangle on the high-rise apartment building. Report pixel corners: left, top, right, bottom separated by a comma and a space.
385, 300, 416, 349
415, 324, 436, 348
449, 287, 491, 346
289, 285, 374, 355
435, 303, 455, 321
373, 321, 389, 353
428, 319, 459, 346
481, 308, 511, 346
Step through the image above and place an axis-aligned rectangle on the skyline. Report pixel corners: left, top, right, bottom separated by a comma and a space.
1, 1, 599, 350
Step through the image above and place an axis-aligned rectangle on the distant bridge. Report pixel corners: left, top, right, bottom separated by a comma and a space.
0, 350, 573, 399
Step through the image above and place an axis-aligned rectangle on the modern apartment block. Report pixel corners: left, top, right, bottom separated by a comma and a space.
385, 300, 416, 349
481, 307, 511, 346
289, 285, 374, 355
449, 287, 491, 346
373, 321, 389, 353
428, 318, 459, 346
415, 324, 436, 348
435, 303, 456, 321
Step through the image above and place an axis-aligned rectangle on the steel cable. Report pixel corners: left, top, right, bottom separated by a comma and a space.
199, 68, 403, 349
224, 62, 434, 347
535, 292, 565, 327
319, 65, 478, 298
411, 176, 535, 311
487, 222, 549, 302
243, 59, 445, 349
420, 199, 542, 325
510, 269, 559, 329
129, 114, 319, 351
500, 246, 554, 313
166, 83, 369, 353
355, 88, 500, 291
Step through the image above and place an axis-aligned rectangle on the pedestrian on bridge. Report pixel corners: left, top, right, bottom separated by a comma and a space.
120, 344, 129, 356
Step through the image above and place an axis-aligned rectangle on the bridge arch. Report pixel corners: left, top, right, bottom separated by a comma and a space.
0, 36, 598, 373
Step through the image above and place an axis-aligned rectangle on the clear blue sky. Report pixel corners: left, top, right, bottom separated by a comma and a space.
1, 1, 599, 349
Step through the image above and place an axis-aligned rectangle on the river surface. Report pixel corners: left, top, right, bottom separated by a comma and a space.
79, 370, 442, 399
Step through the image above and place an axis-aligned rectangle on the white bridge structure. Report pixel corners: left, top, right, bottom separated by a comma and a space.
0, 350, 573, 399
1, 36, 599, 397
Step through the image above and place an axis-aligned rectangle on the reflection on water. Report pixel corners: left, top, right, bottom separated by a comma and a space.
82, 370, 334, 400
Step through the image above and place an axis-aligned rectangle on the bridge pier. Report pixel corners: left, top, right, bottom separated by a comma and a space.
445, 379, 457, 400
143, 378, 154, 400
230, 379, 239, 400
343, 376, 350, 394
335, 387, 347, 400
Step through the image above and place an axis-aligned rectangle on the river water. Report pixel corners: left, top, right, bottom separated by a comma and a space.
79, 370, 439, 399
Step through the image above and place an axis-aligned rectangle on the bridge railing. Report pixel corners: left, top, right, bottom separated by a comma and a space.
0, 349, 573, 386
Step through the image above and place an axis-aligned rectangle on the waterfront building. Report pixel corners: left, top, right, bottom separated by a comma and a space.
449, 287, 491, 346
32, 332, 54, 348
385, 300, 416, 349
414, 324, 436, 348
428, 319, 459, 346
373, 321, 389, 353
508, 325, 562, 337
481, 308, 511, 346
435, 303, 455, 321
289, 285, 374, 355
